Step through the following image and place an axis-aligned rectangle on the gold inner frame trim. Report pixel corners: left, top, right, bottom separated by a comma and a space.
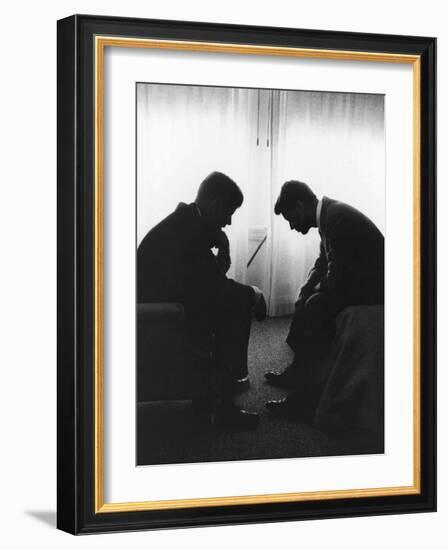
94, 35, 421, 514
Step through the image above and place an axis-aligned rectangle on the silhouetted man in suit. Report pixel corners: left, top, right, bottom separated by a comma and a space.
138, 172, 266, 429
265, 180, 384, 419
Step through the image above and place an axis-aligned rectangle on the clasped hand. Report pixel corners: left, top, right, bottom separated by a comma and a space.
214, 230, 231, 274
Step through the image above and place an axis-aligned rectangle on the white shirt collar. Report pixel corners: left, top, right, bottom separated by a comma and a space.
316, 198, 323, 231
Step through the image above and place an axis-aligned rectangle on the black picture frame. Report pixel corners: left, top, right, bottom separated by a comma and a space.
57, 14, 436, 534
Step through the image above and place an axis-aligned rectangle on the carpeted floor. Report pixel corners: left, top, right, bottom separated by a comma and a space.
137, 315, 382, 466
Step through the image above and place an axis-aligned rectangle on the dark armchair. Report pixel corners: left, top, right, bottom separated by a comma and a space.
137, 303, 211, 403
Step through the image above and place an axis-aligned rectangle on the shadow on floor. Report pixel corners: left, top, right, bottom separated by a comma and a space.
25, 510, 56, 528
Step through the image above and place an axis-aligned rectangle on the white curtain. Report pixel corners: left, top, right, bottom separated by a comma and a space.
267, 90, 385, 315
137, 84, 257, 283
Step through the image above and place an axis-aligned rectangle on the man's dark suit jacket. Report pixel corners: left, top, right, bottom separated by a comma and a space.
301, 196, 384, 306
138, 202, 247, 348
138, 202, 227, 304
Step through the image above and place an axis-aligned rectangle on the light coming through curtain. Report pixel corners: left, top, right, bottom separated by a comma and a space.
137, 84, 257, 283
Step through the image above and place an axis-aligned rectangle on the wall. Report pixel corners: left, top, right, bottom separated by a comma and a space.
0, 1, 444, 549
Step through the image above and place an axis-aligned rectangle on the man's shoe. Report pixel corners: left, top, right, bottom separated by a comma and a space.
212, 405, 260, 430
254, 294, 267, 321
264, 366, 298, 388
266, 396, 313, 422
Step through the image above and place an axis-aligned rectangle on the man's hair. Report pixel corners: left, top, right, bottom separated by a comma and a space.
196, 171, 244, 209
274, 180, 317, 215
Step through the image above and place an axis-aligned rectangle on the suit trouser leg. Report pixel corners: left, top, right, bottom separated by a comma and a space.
185, 281, 254, 406
287, 291, 349, 351
212, 281, 254, 401
285, 292, 345, 414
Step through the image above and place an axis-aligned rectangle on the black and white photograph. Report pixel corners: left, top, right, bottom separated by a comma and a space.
136, 82, 385, 466
51, 7, 436, 539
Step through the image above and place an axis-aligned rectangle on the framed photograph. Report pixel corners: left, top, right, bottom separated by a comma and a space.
57, 14, 436, 534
